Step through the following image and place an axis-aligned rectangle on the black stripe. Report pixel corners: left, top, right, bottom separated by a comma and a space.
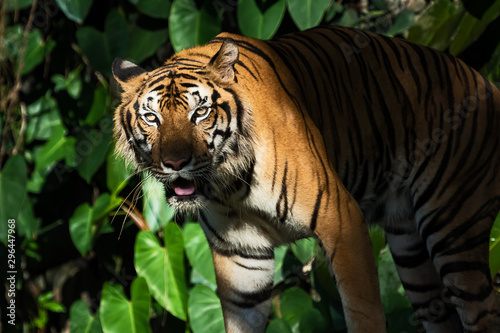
310, 189, 324, 231
233, 260, 269, 271
276, 161, 288, 223
199, 210, 226, 243
224, 285, 273, 308
439, 261, 491, 282
210, 242, 274, 260
400, 281, 441, 293
391, 248, 429, 268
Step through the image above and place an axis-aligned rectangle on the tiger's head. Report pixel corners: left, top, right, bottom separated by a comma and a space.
112, 40, 255, 212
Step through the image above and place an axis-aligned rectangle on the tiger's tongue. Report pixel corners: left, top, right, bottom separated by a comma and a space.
173, 180, 195, 196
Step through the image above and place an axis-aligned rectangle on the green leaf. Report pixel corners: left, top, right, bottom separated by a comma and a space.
106, 150, 132, 195
188, 285, 225, 333
3, 25, 54, 74
266, 319, 292, 333
489, 211, 500, 275
43, 301, 66, 313
17, 197, 41, 241
427, 6, 466, 51
4, 0, 33, 11
51, 67, 83, 99
34, 121, 75, 171
105, 10, 129, 59
286, 0, 330, 30
100, 277, 151, 333
335, 7, 359, 28
297, 308, 327, 333
76, 127, 112, 183
449, 0, 500, 55
76, 10, 128, 75
290, 238, 316, 264
273, 245, 288, 286
134, 224, 188, 320
134, 0, 171, 19
482, 38, 500, 84
378, 246, 412, 314
369, 225, 386, 267
23, 29, 55, 75
55, 0, 94, 24
70, 300, 103, 333
0, 155, 27, 244
69, 204, 93, 255
26, 94, 63, 143
183, 222, 216, 285
76, 27, 110, 74
378, 247, 416, 332
85, 85, 109, 126
279, 287, 314, 331
238, 0, 285, 39
142, 176, 175, 232
407, 0, 455, 46
169, 0, 221, 52
69, 194, 111, 255
127, 26, 169, 64
387, 10, 415, 37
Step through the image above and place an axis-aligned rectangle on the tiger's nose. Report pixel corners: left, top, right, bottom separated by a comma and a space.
162, 157, 190, 171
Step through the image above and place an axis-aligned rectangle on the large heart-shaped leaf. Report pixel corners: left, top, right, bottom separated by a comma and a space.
279, 287, 314, 331
69, 300, 102, 333
142, 176, 175, 232
0, 155, 27, 244
290, 237, 316, 265
238, 0, 285, 39
106, 149, 132, 195
55, 0, 94, 24
69, 193, 111, 255
76, 10, 128, 75
134, 223, 187, 320
183, 222, 216, 285
188, 285, 225, 333
100, 277, 151, 333
169, 0, 221, 52
286, 0, 330, 30
34, 126, 75, 172
266, 319, 292, 333
76, 126, 112, 183
26, 95, 63, 143
127, 26, 169, 64
132, 0, 171, 19
4, 0, 33, 11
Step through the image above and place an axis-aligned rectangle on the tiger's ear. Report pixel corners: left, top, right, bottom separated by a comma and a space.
112, 58, 147, 88
209, 40, 239, 82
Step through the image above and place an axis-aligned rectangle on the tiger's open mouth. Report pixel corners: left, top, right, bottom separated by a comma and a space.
164, 177, 207, 209
172, 177, 196, 196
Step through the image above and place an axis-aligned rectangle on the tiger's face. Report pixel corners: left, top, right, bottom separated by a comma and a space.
113, 41, 254, 211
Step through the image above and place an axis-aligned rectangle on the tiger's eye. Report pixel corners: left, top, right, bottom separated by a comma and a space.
144, 113, 157, 122
196, 107, 209, 116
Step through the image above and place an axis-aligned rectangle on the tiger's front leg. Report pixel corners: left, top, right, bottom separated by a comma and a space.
313, 184, 387, 332
211, 249, 274, 333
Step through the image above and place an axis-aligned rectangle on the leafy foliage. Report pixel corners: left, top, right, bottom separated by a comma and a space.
1, 0, 500, 332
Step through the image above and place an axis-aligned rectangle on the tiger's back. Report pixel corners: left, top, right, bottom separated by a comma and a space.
266, 26, 500, 332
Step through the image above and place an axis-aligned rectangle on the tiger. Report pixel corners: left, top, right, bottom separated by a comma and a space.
112, 25, 500, 332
